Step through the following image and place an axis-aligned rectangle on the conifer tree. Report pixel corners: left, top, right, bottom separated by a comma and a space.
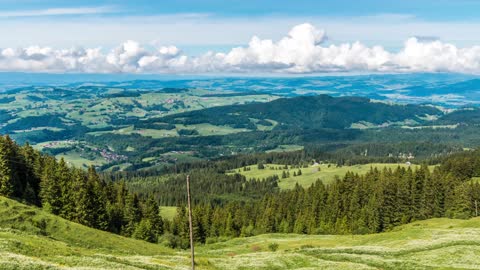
143, 196, 164, 235
0, 137, 14, 197
447, 183, 472, 219
39, 158, 62, 214
57, 158, 75, 220
123, 193, 142, 236
72, 168, 91, 226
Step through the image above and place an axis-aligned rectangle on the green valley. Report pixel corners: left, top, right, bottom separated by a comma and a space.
2, 82, 478, 171
2, 79, 480, 270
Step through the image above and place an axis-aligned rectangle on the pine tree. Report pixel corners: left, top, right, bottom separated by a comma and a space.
39, 158, 62, 215
447, 183, 472, 219
192, 209, 207, 243
172, 206, 190, 248
411, 165, 429, 220
20, 142, 40, 204
0, 137, 14, 196
133, 219, 157, 243
293, 211, 307, 234
225, 213, 236, 237
73, 168, 92, 226
396, 171, 412, 224
87, 166, 109, 230
57, 158, 75, 220
143, 196, 164, 235
123, 193, 142, 236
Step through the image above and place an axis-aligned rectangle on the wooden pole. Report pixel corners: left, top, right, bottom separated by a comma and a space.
186, 175, 195, 270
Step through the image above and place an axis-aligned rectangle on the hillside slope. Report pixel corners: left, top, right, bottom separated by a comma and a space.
0, 196, 180, 270
2, 196, 480, 269
206, 218, 480, 270
159, 95, 441, 129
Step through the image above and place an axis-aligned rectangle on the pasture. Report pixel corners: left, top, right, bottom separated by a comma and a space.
1, 196, 480, 269
229, 163, 432, 189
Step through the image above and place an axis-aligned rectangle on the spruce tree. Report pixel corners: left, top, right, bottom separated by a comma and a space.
123, 193, 142, 236
0, 137, 14, 196
447, 183, 472, 219
143, 196, 164, 235
39, 158, 62, 215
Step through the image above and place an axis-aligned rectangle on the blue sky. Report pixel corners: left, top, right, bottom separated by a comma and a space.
4, 0, 480, 20
1, 1, 480, 74
2, 0, 480, 51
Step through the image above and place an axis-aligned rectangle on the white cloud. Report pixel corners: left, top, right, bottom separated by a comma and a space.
2, 23, 480, 74
0, 6, 115, 18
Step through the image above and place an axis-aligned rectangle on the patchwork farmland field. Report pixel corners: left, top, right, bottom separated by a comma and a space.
0, 83, 280, 170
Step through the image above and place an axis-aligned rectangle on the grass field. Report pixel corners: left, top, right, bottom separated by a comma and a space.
2, 196, 480, 269
266, 144, 304, 153
229, 163, 433, 189
175, 123, 250, 136
0, 196, 176, 270
159, 206, 178, 221
88, 123, 251, 138
56, 150, 107, 169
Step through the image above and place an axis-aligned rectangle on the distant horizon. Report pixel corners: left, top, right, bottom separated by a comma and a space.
2, 72, 479, 108
0, 71, 477, 83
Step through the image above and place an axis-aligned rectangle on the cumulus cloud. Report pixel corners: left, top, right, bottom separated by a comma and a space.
2, 23, 480, 74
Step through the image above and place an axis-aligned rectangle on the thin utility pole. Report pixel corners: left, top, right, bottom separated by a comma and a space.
186, 175, 195, 270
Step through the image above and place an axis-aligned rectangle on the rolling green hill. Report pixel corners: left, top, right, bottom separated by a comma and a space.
2, 84, 471, 171
160, 95, 441, 130
2, 195, 480, 269
0, 196, 178, 269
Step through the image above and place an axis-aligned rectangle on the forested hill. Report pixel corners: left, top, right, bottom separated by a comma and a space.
157, 95, 442, 129
2, 132, 480, 249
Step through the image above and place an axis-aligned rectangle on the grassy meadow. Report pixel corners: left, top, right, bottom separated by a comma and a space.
2, 196, 480, 269
159, 206, 178, 221
228, 163, 433, 189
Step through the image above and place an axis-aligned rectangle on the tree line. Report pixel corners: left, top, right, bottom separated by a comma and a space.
2, 133, 480, 248
0, 135, 163, 242
167, 163, 480, 247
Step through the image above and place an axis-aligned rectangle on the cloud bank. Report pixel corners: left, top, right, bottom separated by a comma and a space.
2, 23, 480, 74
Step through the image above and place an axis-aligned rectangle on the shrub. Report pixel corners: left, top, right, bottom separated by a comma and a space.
300, 244, 314, 249
163, 233, 189, 249
33, 218, 47, 236
268, 242, 279, 252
